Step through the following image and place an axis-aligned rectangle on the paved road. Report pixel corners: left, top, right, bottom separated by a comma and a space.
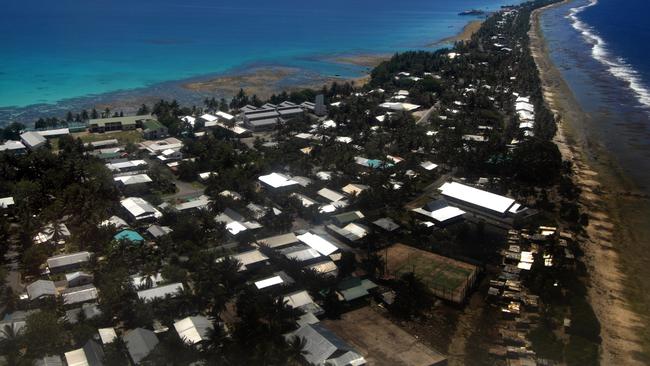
404, 172, 453, 210
416, 104, 438, 124
164, 179, 205, 201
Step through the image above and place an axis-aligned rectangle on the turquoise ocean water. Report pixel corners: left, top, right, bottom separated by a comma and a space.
1, 0, 516, 123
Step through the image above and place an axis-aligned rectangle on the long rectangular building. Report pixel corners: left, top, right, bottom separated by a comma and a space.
438, 181, 527, 227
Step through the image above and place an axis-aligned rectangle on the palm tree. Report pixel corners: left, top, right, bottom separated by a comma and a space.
284, 335, 308, 364
0, 324, 23, 365
173, 286, 196, 317
139, 264, 159, 289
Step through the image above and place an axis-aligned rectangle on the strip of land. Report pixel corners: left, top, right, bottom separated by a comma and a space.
429, 20, 483, 47
530, 2, 646, 364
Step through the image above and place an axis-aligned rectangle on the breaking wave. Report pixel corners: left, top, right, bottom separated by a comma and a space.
567, 0, 650, 110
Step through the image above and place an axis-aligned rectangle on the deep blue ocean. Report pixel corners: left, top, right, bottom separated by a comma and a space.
0, 0, 516, 111
541, 0, 650, 192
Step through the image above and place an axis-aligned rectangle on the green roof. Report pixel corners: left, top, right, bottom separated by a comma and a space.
97, 152, 121, 160
337, 277, 377, 301
143, 119, 165, 131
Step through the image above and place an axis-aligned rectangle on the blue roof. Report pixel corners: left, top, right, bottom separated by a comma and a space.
114, 230, 144, 243
366, 159, 393, 168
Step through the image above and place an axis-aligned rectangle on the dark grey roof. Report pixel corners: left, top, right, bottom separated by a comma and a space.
124, 328, 159, 364
146, 224, 172, 238
277, 107, 304, 116
425, 198, 451, 212
26, 280, 56, 300
288, 323, 360, 365
82, 340, 105, 366
373, 217, 400, 232
257, 233, 299, 249
246, 111, 281, 120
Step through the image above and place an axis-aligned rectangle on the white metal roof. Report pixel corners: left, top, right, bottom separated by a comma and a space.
200, 113, 218, 122
98, 328, 117, 344
341, 184, 368, 196
120, 197, 162, 220
420, 161, 438, 171
0, 197, 15, 208
99, 215, 128, 229
342, 223, 369, 239
137, 283, 184, 301
379, 102, 421, 111
174, 316, 213, 345
225, 221, 248, 235
258, 172, 299, 188
515, 101, 534, 112
215, 111, 235, 120
283, 290, 316, 309
114, 174, 152, 185
64, 348, 89, 366
297, 233, 338, 256
321, 119, 337, 128
413, 206, 466, 223
106, 160, 147, 171
254, 275, 284, 289
317, 188, 345, 202
439, 182, 515, 214
0, 140, 25, 151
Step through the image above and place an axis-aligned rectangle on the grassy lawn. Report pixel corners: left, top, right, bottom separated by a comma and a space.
385, 243, 479, 303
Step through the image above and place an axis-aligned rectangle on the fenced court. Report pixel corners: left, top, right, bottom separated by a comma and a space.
383, 243, 479, 303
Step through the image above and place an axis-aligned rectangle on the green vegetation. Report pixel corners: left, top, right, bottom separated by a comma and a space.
0, 1, 604, 364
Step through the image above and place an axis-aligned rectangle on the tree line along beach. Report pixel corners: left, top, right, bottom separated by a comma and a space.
531, 0, 650, 364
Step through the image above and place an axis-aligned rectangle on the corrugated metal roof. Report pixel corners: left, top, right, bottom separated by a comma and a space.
257, 233, 299, 248
46, 251, 90, 270
174, 316, 213, 345
61, 284, 99, 305
137, 282, 183, 301
297, 233, 339, 256
26, 280, 56, 300
124, 328, 159, 364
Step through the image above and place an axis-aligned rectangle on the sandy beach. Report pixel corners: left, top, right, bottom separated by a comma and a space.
530, 2, 648, 364
429, 20, 483, 47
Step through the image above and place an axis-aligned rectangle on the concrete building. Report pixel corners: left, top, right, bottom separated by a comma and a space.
20, 132, 46, 149
88, 115, 155, 133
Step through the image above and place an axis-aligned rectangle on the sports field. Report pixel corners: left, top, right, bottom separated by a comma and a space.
383, 243, 478, 303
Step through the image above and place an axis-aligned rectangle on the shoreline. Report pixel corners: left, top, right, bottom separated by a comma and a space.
530, 2, 647, 364
0, 18, 484, 126
428, 20, 483, 47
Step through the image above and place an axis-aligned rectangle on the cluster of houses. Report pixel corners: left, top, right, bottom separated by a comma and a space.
486, 227, 576, 364
0, 5, 568, 365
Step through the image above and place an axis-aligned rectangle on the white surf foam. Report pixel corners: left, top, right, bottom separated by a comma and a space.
566, 0, 650, 110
